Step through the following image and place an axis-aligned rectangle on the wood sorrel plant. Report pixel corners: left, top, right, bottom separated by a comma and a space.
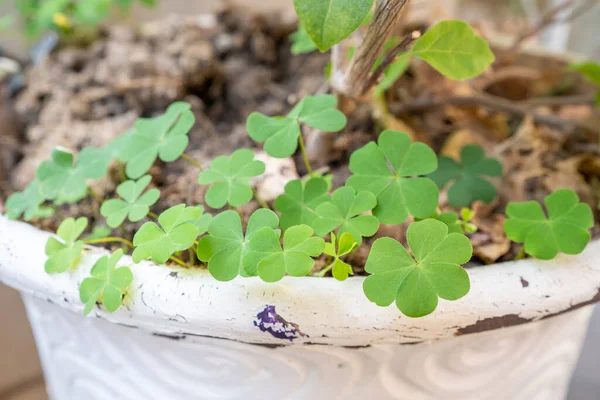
5, 1, 595, 319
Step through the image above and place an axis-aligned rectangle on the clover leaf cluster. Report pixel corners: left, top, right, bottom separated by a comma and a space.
5, 14, 596, 321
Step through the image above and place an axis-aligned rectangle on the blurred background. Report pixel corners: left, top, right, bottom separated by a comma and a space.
0, 1, 599, 399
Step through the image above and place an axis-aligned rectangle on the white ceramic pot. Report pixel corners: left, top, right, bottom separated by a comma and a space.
0, 215, 598, 399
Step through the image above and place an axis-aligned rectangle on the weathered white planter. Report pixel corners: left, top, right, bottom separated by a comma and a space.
0, 215, 598, 399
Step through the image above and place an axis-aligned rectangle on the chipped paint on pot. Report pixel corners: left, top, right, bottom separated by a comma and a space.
0, 214, 598, 399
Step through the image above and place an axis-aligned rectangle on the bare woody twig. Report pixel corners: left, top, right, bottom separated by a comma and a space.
508, 0, 600, 54
388, 93, 588, 132
336, 0, 410, 99
361, 30, 421, 96
510, 0, 576, 52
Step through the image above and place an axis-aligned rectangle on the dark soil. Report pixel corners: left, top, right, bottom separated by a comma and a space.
1, 9, 599, 271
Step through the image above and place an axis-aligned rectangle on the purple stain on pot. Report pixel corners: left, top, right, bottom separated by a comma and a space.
254, 305, 304, 341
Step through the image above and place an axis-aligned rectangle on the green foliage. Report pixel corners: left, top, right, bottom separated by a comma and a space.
45, 217, 88, 274
571, 62, 600, 104
36, 147, 109, 204
312, 187, 379, 245
79, 249, 133, 316
418, 209, 478, 235
274, 177, 330, 231
9, 0, 156, 38
245, 225, 325, 282
347, 130, 439, 224
5, 180, 51, 220
132, 204, 208, 264
374, 53, 411, 96
293, 0, 373, 51
85, 225, 112, 241
100, 175, 160, 228
198, 149, 265, 209
571, 62, 600, 86
197, 209, 280, 281
504, 189, 594, 260
290, 26, 318, 55
323, 232, 358, 281
411, 20, 495, 80
363, 219, 472, 318
428, 144, 503, 208
120, 102, 195, 179
246, 95, 346, 158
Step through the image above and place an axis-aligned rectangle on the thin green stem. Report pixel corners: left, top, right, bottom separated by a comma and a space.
253, 189, 270, 210
298, 134, 314, 177
188, 248, 196, 266
148, 211, 159, 219
84, 237, 134, 248
169, 255, 195, 269
181, 153, 203, 171
316, 260, 334, 277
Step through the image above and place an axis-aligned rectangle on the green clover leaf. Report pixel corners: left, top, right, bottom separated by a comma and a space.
363, 219, 472, 318
293, 0, 373, 51
247, 95, 347, 158
100, 175, 160, 228
36, 147, 110, 204
197, 209, 280, 281
45, 217, 88, 274
346, 130, 439, 224
198, 149, 266, 209
312, 187, 379, 245
323, 232, 358, 281
79, 249, 133, 316
504, 189, 594, 260
428, 144, 503, 208
5, 180, 50, 220
290, 25, 318, 55
416, 209, 479, 235
245, 225, 325, 283
120, 102, 195, 179
274, 177, 331, 231
132, 204, 205, 264
411, 20, 495, 80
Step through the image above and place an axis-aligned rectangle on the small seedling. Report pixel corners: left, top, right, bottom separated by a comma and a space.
45, 217, 88, 273
274, 177, 331, 230
120, 102, 195, 179
504, 189, 594, 260
100, 175, 160, 228
198, 149, 266, 209
197, 209, 280, 281
246, 95, 346, 158
79, 249, 133, 316
321, 232, 358, 281
5, 180, 51, 221
347, 130, 439, 224
245, 225, 325, 283
428, 144, 502, 208
418, 208, 478, 235
312, 187, 379, 245
36, 147, 109, 204
132, 204, 207, 264
571, 62, 600, 104
363, 218, 472, 317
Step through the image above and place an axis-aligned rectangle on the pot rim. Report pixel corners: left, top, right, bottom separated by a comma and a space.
1, 215, 599, 347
